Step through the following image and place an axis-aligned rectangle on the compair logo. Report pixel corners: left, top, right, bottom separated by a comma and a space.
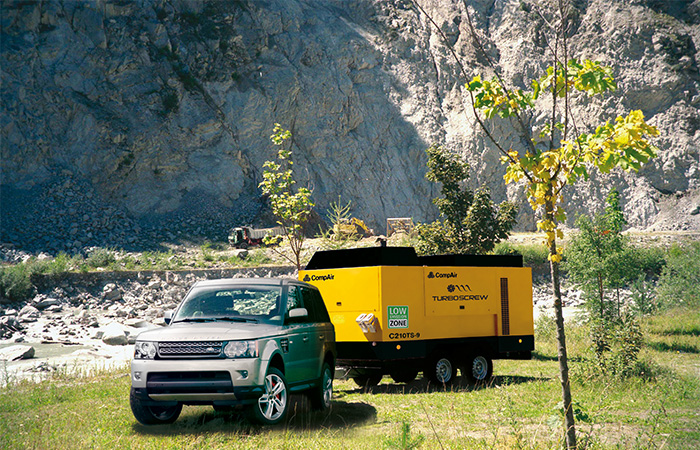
428, 271, 458, 279
304, 273, 335, 282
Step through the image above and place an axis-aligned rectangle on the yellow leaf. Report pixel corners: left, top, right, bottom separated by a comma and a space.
615, 130, 630, 146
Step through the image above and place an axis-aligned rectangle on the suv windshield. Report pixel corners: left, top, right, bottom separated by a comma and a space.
172, 286, 283, 324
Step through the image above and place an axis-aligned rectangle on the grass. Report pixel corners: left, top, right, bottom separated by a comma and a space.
2, 308, 698, 449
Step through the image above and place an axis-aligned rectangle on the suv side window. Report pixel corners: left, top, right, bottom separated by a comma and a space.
301, 287, 330, 323
286, 285, 307, 322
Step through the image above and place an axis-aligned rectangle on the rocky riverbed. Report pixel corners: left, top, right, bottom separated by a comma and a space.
0, 266, 297, 384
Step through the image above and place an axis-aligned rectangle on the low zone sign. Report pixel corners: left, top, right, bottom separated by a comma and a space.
387, 305, 408, 329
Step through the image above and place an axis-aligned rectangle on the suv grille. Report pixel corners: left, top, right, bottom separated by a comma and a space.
158, 341, 223, 358
147, 371, 234, 394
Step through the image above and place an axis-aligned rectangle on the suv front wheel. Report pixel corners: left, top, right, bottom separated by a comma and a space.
250, 368, 289, 425
130, 388, 182, 425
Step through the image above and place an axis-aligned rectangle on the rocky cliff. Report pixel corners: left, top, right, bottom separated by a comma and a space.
1, 0, 699, 252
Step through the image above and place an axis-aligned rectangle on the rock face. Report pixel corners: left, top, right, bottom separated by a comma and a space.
1, 0, 699, 252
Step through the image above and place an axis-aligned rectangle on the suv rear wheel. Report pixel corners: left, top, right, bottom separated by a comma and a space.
130, 388, 182, 425
309, 362, 333, 411
250, 368, 289, 425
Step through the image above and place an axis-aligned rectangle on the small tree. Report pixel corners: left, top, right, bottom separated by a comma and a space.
258, 124, 314, 270
416, 144, 517, 255
565, 189, 635, 320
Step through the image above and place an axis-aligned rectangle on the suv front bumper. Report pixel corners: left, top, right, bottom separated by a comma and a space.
131, 357, 266, 406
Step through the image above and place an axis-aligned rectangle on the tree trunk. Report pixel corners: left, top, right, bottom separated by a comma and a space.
546, 192, 577, 449
550, 252, 577, 449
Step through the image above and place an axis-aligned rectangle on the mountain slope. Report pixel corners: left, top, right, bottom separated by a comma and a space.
1, 0, 698, 252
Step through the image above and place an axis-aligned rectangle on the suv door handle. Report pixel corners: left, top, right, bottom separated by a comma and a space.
303, 336, 309, 343
319, 335, 324, 340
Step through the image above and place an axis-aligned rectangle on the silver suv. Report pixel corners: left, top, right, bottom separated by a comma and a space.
130, 278, 336, 425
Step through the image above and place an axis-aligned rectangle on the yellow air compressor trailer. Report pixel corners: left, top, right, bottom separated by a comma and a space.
299, 247, 534, 386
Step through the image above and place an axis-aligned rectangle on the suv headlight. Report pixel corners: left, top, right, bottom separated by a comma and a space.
134, 341, 157, 359
224, 340, 258, 358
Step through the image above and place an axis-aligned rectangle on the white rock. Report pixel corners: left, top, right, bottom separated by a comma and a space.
19, 305, 41, 318
35, 297, 61, 310
101, 322, 128, 346
102, 283, 122, 301
0, 345, 35, 361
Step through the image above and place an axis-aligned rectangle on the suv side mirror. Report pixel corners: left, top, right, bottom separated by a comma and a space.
286, 307, 308, 323
164, 310, 173, 325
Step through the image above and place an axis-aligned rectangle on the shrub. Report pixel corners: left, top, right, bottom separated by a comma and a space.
589, 315, 644, 378
85, 248, 116, 269
629, 245, 666, 278
655, 242, 700, 309
629, 275, 659, 316
0, 264, 34, 303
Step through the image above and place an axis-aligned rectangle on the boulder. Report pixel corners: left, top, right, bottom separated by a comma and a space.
125, 318, 150, 328
101, 322, 128, 346
147, 277, 163, 290
102, 283, 122, 301
35, 297, 61, 310
19, 305, 41, 319
0, 345, 35, 361
0, 315, 21, 331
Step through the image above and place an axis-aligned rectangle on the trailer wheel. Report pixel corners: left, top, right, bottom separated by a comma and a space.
390, 369, 418, 384
464, 355, 493, 384
352, 373, 382, 388
426, 355, 455, 385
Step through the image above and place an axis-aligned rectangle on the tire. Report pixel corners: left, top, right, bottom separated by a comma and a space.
309, 362, 333, 411
464, 355, 493, 384
130, 387, 182, 425
352, 372, 382, 388
390, 369, 418, 384
250, 367, 289, 425
426, 355, 455, 385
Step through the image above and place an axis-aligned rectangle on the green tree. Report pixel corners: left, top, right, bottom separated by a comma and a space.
258, 124, 314, 270
417, 144, 517, 255
565, 189, 635, 320
415, 1, 659, 447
